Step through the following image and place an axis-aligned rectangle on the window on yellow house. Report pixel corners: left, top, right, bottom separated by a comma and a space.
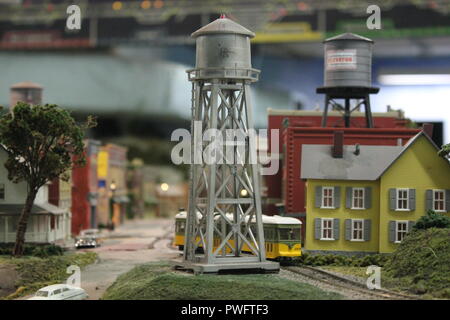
433, 190, 445, 212
321, 218, 333, 240
396, 221, 408, 243
351, 219, 364, 241
322, 187, 334, 208
397, 189, 409, 210
352, 188, 364, 209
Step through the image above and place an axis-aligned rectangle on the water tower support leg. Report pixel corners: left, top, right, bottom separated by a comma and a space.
321, 94, 330, 127
344, 98, 351, 127
364, 94, 374, 128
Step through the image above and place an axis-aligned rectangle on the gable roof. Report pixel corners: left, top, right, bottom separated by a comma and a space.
301, 144, 403, 181
301, 131, 448, 181
377, 130, 450, 177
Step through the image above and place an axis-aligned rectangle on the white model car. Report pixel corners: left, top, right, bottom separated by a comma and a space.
75, 229, 103, 249
28, 284, 89, 300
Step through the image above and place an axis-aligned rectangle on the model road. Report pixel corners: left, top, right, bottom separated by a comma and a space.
79, 218, 180, 300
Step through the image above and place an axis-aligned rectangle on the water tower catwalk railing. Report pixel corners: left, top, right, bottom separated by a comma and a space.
181, 16, 279, 273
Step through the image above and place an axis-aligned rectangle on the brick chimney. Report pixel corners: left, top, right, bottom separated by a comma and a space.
422, 123, 434, 139
332, 131, 344, 158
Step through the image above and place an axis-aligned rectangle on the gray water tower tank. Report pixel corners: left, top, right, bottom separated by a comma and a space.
323, 33, 374, 88
191, 15, 256, 80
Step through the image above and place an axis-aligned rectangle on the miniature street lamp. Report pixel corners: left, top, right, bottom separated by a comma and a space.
109, 180, 117, 230
110, 181, 117, 192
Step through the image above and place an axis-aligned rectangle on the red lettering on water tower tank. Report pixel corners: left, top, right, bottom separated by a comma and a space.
326, 49, 357, 70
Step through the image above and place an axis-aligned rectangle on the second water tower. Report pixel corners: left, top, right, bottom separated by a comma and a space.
317, 33, 379, 128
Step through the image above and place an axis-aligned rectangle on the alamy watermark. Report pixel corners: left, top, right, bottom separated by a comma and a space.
66, 5, 81, 31
367, 5, 381, 30
171, 123, 280, 175
366, 265, 382, 290
66, 265, 81, 287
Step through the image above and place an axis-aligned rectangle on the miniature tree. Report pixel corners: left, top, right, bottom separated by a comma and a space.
438, 143, 450, 160
0, 102, 96, 257
413, 209, 450, 230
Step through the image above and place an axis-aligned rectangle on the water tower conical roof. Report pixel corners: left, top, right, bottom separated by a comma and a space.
191, 17, 255, 38
324, 32, 373, 43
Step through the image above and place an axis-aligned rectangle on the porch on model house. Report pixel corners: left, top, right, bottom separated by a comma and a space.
0, 203, 71, 244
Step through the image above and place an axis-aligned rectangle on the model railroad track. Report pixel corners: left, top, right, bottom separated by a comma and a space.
282, 265, 419, 300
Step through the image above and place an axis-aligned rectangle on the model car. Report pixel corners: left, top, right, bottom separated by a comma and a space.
75, 228, 102, 249
75, 236, 99, 249
28, 284, 88, 300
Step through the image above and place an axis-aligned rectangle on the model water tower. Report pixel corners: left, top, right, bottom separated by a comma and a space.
10, 81, 43, 108
181, 15, 279, 273
316, 33, 379, 128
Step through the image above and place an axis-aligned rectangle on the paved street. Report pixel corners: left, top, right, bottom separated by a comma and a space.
78, 218, 180, 300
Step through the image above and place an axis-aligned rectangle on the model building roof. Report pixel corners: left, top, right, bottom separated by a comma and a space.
0, 202, 66, 215
301, 131, 444, 181
301, 144, 402, 181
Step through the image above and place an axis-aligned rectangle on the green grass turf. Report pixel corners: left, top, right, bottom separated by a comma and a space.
383, 228, 450, 299
102, 261, 342, 300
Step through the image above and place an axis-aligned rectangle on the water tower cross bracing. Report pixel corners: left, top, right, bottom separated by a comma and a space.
180, 16, 279, 273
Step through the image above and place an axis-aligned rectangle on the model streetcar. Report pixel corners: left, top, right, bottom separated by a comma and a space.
173, 211, 302, 260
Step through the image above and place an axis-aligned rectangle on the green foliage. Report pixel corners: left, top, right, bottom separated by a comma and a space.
1, 252, 97, 299
384, 228, 450, 298
405, 119, 418, 129
413, 210, 450, 230
294, 252, 389, 267
0, 102, 96, 190
102, 262, 342, 300
97, 223, 108, 230
0, 103, 96, 256
438, 143, 450, 159
355, 254, 390, 267
126, 192, 136, 219
0, 244, 64, 257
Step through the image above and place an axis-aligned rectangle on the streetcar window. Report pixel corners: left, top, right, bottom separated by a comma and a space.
279, 228, 301, 240
292, 228, 301, 240
279, 228, 290, 240
264, 228, 274, 240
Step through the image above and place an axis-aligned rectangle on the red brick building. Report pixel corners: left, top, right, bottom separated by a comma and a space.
265, 109, 422, 243
71, 140, 101, 236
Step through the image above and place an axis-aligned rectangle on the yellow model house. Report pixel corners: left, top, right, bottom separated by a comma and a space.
301, 131, 450, 254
